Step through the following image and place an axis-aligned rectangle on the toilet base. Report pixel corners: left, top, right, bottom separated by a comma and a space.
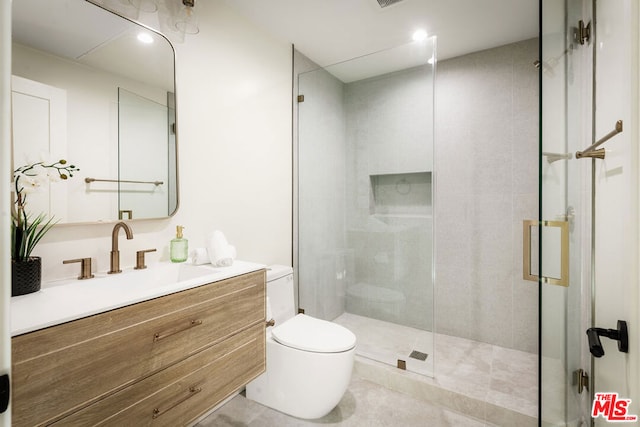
246, 335, 355, 419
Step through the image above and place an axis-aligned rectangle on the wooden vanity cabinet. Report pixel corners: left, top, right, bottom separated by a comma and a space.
11, 270, 266, 426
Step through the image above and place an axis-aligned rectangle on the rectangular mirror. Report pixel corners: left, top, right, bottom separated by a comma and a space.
11, 0, 178, 223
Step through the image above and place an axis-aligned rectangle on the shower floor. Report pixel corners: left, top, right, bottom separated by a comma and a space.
334, 312, 435, 376
334, 312, 538, 424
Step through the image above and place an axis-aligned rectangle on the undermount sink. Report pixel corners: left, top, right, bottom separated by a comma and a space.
47, 262, 223, 292
101, 262, 221, 288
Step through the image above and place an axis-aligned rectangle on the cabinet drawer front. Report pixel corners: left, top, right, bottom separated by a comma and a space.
12, 270, 266, 426
56, 323, 265, 426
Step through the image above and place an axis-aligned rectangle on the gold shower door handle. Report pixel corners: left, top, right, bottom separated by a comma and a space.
523, 219, 569, 287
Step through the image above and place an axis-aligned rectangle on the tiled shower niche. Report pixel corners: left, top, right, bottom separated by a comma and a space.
370, 171, 432, 217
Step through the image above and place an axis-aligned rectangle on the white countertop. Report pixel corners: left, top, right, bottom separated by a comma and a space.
11, 260, 266, 336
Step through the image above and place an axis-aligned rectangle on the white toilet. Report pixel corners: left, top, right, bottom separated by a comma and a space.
245, 265, 357, 419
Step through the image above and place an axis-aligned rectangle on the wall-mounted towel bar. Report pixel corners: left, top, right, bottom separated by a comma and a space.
85, 177, 164, 186
575, 120, 623, 160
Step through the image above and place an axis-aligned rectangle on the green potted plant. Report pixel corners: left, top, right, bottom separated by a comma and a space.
11, 159, 79, 296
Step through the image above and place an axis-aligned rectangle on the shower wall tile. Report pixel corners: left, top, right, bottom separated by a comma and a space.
469, 131, 514, 196
512, 191, 539, 352
345, 66, 434, 176
511, 117, 539, 196
435, 193, 472, 338
512, 278, 539, 353
471, 193, 513, 227
435, 75, 474, 196
435, 39, 539, 353
468, 267, 514, 348
435, 269, 471, 338
513, 38, 540, 118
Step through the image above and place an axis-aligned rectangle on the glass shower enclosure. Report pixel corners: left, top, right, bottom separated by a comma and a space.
540, 0, 594, 424
295, 37, 436, 376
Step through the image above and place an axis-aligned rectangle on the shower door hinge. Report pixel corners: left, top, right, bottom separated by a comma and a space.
297, 94, 305, 103
575, 20, 591, 45
573, 368, 589, 394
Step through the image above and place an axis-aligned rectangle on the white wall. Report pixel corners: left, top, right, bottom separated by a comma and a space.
0, 0, 12, 424
593, 0, 640, 420
31, 1, 293, 281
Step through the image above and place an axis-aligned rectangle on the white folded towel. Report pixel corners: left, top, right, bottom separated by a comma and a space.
207, 230, 236, 267
190, 248, 210, 265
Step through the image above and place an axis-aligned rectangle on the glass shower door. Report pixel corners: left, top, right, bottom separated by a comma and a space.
540, 0, 593, 425
296, 37, 436, 376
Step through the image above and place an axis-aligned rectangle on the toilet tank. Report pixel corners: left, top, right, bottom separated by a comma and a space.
266, 265, 295, 327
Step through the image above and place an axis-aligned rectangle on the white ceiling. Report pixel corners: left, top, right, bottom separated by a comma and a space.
223, 0, 539, 67
12, 0, 538, 88
12, 0, 174, 91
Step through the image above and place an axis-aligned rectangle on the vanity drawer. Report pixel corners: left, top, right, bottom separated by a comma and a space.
12, 270, 266, 426
54, 323, 265, 426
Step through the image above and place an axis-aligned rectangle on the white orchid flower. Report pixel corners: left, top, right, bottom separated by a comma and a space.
12, 157, 79, 261
14, 171, 46, 194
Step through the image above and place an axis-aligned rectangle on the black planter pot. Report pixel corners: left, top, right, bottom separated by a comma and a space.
12, 256, 42, 297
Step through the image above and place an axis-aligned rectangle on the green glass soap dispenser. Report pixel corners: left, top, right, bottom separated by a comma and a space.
170, 225, 188, 263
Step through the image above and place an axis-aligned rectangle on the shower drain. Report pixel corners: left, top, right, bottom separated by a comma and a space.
409, 350, 429, 361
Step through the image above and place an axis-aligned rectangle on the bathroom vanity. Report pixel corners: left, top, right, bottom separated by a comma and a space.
10, 262, 266, 426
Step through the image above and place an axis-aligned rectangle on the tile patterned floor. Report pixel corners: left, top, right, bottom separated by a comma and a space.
334, 313, 538, 418
197, 376, 488, 427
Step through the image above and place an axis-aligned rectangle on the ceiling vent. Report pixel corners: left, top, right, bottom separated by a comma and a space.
376, 0, 405, 8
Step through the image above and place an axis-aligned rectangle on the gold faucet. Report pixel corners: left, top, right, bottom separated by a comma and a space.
109, 221, 133, 274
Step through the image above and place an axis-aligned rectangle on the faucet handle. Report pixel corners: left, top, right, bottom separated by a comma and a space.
63, 257, 95, 280
135, 248, 157, 270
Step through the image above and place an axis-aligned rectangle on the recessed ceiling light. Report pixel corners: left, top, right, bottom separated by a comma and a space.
137, 32, 154, 44
412, 29, 428, 42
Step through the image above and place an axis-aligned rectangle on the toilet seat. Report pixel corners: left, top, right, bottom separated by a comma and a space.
272, 314, 356, 353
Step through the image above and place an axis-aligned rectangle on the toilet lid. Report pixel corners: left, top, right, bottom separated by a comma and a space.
271, 314, 357, 353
